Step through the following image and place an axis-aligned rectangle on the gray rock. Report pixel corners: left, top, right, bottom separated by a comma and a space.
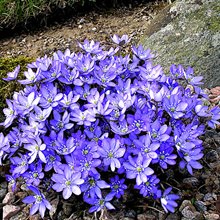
140, 0, 220, 88
137, 213, 157, 220
3, 192, 15, 204
3, 205, 20, 220
166, 213, 181, 220
194, 200, 207, 212
179, 200, 192, 212
125, 210, 136, 218
49, 197, 59, 219
0, 181, 7, 201
183, 177, 199, 188
205, 150, 219, 163
204, 213, 220, 220
203, 193, 214, 201
181, 206, 200, 219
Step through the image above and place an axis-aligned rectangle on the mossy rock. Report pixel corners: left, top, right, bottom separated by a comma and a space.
140, 0, 220, 88
0, 56, 35, 121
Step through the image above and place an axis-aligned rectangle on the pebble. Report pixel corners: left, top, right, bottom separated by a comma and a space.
0, 181, 8, 201
194, 200, 207, 212
165, 213, 181, 220
78, 25, 83, 29
181, 206, 200, 219
204, 213, 220, 220
49, 197, 59, 219
183, 177, 199, 188
3, 192, 14, 204
91, 27, 97, 32
137, 213, 157, 220
3, 205, 20, 220
125, 210, 136, 218
63, 202, 73, 216
203, 193, 214, 201
179, 200, 192, 212
205, 150, 219, 163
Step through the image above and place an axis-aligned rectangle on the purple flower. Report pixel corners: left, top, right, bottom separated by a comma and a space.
111, 34, 130, 46
131, 45, 154, 60
123, 153, 154, 185
15, 91, 40, 115
163, 88, 188, 119
208, 106, 220, 129
50, 110, 73, 131
54, 132, 78, 155
134, 134, 160, 160
78, 39, 102, 54
0, 133, 10, 165
23, 185, 51, 218
81, 173, 110, 198
160, 187, 180, 213
84, 193, 115, 213
70, 109, 96, 126
2, 99, 17, 127
135, 175, 160, 198
11, 154, 29, 175
149, 120, 170, 142
39, 83, 63, 108
3, 65, 20, 81
109, 175, 127, 199
179, 147, 203, 175
152, 144, 177, 169
23, 163, 44, 186
98, 138, 126, 171
24, 136, 47, 163
127, 109, 150, 134
52, 165, 84, 199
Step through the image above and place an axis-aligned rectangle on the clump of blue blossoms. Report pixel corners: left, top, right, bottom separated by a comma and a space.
1, 34, 220, 218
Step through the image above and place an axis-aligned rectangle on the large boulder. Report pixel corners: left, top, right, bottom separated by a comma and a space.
140, 0, 220, 88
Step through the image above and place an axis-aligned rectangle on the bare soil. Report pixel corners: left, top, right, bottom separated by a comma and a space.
0, 1, 168, 58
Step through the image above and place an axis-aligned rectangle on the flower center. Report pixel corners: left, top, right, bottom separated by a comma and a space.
65, 180, 71, 186
136, 166, 142, 172
35, 195, 42, 203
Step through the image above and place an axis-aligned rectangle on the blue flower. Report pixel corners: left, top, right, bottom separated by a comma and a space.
160, 187, 180, 213
84, 193, 115, 213
23, 185, 51, 218
123, 153, 154, 185
109, 175, 127, 199
52, 165, 84, 199
3, 65, 20, 81
98, 138, 126, 171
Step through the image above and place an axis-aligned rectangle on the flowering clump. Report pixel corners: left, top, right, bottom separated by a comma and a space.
0, 35, 220, 218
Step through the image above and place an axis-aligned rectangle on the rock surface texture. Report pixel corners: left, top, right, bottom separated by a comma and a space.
140, 0, 220, 88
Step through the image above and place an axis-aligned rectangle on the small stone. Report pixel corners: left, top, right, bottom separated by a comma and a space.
137, 213, 157, 220
194, 200, 207, 212
29, 214, 40, 220
0, 182, 8, 201
78, 25, 83, 29
205, 150, 219, 163
49, 197, 59, 219
183, 177, 199, 188
125, 210, 136, 218
204, 213, 219, 220
91, 27, 97, 32
179, 200, 192, 212
3, 192, 14, 204
203, 193, 214, 202
63, 202, 73, 216
3, 41, 10, 46
3, 205, 20, 220
181, 206, 199, 219
165, 213, 181, 220
78, 18, 86, 24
